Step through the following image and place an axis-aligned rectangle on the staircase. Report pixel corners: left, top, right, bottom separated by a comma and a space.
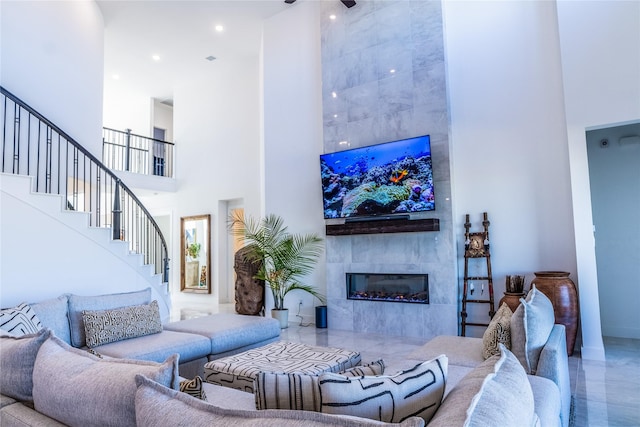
0, 86, 170, 319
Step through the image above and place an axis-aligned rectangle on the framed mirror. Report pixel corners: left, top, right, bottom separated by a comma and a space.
180, 214, 211, 293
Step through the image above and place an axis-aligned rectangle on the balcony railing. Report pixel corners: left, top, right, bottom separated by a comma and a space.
102, 127, 174, 178
1, 86, 169, 282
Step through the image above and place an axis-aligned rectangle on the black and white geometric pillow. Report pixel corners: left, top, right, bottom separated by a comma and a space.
0, 303, 43, 337
254, 359, 386, 412
319, 355, 448, 423
180, 376, 207, 400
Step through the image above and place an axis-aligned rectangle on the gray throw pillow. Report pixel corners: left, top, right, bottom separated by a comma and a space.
30, 295, 71, 344
67, 287, 151, 347
0, 328, 51, 401
135, 375, 426, 427
428, 345, 538, 427
0, 303, 43, 336
32, 334, 179, 427
82, 300, 162, 347
255, 359, 386, 411
319, 356, 447, 424
510, 285, 555, 374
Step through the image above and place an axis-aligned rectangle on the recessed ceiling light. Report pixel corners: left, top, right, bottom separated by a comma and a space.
333, 114, 338, 118
205, 55, 216, 62
152, 54, 160, 61
112, 74, 120, 80
390, 69, 396, 74
329, 14, 337, 20
338, 140, 348, 145
331, 91, 337, 98
215, 25, 224, 32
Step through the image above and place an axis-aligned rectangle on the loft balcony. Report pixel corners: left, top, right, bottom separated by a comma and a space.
102, 127, 177, 194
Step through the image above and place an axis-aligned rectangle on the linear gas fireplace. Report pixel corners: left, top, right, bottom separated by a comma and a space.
346, 273, 429, 304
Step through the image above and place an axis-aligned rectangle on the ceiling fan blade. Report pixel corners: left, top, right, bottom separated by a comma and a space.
340, 0, 356, 7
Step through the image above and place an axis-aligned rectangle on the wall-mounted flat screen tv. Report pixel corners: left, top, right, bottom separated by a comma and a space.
320, 135, 434, 219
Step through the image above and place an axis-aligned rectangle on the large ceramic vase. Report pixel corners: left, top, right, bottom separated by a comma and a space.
271, 309, 289, 329
530, 271, 579, 356
498, 292, 526, 313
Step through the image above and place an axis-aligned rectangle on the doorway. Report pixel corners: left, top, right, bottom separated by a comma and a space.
218, 200, 244, 304
586, 122, 640, 339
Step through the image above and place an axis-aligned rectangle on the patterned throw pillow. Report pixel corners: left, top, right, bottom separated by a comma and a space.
482, 302, 512, 359
318, 355, 447, 423
254, 359, 386, 411
0, 303, 43, 337
82, 300, 162, 348
180, 376, 207, 400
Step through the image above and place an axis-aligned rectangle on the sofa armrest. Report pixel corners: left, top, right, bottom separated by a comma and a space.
536, 324, 571, 427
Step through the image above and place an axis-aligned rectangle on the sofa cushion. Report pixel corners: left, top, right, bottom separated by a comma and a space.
255, 359, 385, 411
318, 356, 447, 424
180, 376, 207, 400
407, 335, 484, 368
32, 334, 179, 427
83, 300, 162, 347
511, 285, 555, 374
163, 313, 281, 354
428, 345, 537, 427
0, 328, 51, 401
135, 375, 426, 427
0, 303, 43, 336
67, 287, 152, 347
482, 302, 512, 359
90, 329, 211, 364
528, 374, 561, 427
30, 295, 71, 344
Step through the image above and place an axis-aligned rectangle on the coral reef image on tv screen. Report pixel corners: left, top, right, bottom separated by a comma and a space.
320, 135, 434, 219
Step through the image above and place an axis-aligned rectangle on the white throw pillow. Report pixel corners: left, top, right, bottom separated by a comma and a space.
510, 285, 555, 374
429, 345, 538, 427
319, 355, 447, 424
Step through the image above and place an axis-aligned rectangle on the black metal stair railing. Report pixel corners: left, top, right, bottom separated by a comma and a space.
1, 86, 169, 283
102, 127, 174, 178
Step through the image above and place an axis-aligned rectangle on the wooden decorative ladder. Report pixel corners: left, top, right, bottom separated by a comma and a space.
460, 212, 495, 336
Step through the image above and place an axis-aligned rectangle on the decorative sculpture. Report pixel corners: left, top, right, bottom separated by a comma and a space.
234, 246, 265, 315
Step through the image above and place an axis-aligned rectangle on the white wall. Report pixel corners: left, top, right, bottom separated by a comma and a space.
262, 2, 326, 320
443, 1, 578, 334
557, 0, 640, 359
0, 175, 168, 319
0, 0, 104, 157
102, 83, 151, 136
141, 57, 262, 308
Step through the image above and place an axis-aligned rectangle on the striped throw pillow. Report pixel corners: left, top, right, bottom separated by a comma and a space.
254, 359, 385, 411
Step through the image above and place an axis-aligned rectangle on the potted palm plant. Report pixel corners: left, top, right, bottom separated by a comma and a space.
230, 212, 325, 328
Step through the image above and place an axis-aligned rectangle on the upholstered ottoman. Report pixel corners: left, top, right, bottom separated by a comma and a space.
203, 341, 361, 393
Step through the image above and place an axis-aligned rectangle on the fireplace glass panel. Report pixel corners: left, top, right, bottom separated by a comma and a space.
346, 273, 429, 304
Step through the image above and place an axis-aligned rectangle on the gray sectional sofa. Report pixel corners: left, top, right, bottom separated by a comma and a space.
0, 286, 569, 426
27, 288, 281, 379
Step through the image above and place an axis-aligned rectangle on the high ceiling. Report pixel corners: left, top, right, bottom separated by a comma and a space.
97, 1, 290, 103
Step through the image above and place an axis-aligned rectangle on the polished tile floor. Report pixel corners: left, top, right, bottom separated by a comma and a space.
171, 303, 640, 427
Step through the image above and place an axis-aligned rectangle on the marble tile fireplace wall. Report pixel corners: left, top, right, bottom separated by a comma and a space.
321, 0, 457, 339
